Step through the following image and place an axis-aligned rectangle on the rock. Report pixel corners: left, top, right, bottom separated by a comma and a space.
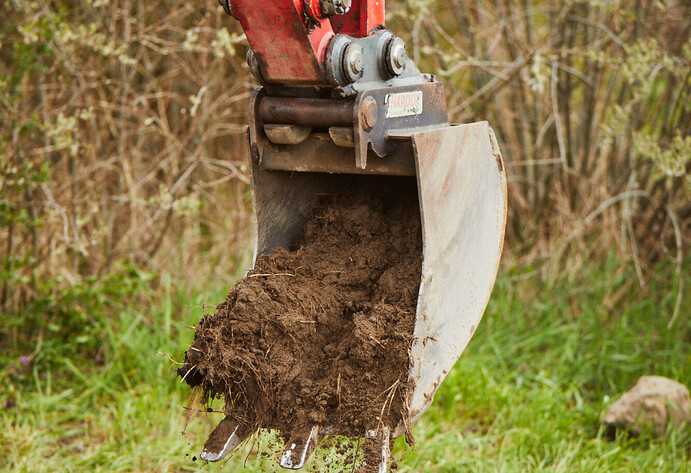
602, 375, 690, 437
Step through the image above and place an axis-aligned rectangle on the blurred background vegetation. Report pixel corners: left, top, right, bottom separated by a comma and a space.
1, 0, 689, 471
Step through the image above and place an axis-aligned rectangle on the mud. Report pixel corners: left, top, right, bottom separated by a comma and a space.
179, 183, 421, 468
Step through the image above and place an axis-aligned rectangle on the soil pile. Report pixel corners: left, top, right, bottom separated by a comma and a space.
178, 187, 422, 466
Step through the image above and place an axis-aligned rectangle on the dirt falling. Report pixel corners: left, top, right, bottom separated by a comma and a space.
179, 186, 422, 468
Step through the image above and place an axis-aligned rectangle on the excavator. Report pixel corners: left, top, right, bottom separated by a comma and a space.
197, 0, 507, 470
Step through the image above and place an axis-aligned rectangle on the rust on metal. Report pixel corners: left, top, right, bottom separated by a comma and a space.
328, 127, 355, 147
259, 134, 415, 176
249, 88, 416, 176
264, 124, 313, 145
258, 97, 354, 127
360, 96, 378, 132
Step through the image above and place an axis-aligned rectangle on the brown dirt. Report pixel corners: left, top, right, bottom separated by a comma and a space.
178, 185, 421, 467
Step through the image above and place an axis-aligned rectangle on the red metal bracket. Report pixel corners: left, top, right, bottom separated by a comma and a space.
229, 0, 334, 84
226, 0, 385, 84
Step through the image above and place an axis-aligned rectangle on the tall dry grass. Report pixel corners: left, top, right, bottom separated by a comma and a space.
390, 0, 689, 322
1, 1, 254, 310
1, 1, 689, 321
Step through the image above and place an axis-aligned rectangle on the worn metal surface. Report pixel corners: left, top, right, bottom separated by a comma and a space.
279, 426, 320, 469
260, 134, 416, 176
378, 427, 390, 473
353, 82, 449, 168
200, 417, 248, 462
244, 121, 506, 468
264, 124, 313, 145
328, 127, 355, 147
330, 0, 385, 37
251, 81, 448, 172
406, 121, 507, 423
326, 30, 431, 97
249, 153, 326, 259
250, 88, 417, 176
259, 97, 354, 127
249, 121, 507, 428
325, 34, 364, 87
227, 0, 333, 84
251, 85, 505, 432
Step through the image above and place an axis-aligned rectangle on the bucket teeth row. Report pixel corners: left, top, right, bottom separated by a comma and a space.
199, 420, 392, 471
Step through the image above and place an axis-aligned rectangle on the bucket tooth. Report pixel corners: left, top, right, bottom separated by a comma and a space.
376, 426, 391, 473
200, 417, 249, 462
279, 425, 320, 469
363, 427, 391, 473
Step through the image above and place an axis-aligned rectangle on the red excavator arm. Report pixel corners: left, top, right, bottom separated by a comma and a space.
220, 0, 385, 84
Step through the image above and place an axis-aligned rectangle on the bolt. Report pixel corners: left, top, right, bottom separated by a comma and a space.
361, 97, 378, 132
343, 43, 364, 83
386, 37, 407, 77
392, 44, 406, 69
319, 0, 352, 16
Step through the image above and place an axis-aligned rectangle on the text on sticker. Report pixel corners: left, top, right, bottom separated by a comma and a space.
386, 91, 423, 118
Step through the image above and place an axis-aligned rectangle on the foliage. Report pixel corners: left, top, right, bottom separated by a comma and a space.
1, 0, 689, 315
389, 0, 689, 276
2, 263, 152, 377
0, 0, 253, 314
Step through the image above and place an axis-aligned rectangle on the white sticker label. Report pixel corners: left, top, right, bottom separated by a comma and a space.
386, 91, 423, 118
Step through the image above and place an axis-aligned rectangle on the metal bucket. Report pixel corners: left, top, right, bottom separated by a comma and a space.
200, 95, 507, 469
250, 120, 507, 432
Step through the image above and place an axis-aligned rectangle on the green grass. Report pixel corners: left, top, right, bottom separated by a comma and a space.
1, 260, 689, 472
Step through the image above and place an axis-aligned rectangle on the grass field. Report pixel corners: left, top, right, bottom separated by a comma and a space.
2, 260, 689, 473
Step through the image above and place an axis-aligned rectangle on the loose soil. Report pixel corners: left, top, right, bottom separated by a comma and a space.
179, 185, 422, 469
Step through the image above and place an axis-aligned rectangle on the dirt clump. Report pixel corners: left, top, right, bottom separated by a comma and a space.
178, 187, 421, 465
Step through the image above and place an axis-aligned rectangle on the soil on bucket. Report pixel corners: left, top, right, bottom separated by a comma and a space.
178, 185, 422, 468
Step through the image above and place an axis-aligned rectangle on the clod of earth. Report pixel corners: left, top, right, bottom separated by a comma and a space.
178, 189, 422, 467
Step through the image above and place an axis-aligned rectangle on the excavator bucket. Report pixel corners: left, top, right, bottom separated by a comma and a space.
249, 118, 507, 435
197, 103, 506, 469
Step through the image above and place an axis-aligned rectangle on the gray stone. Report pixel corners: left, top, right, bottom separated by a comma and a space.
602, 375, 690, 437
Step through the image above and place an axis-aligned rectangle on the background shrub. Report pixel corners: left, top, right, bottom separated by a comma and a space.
1, 0, 688, 329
